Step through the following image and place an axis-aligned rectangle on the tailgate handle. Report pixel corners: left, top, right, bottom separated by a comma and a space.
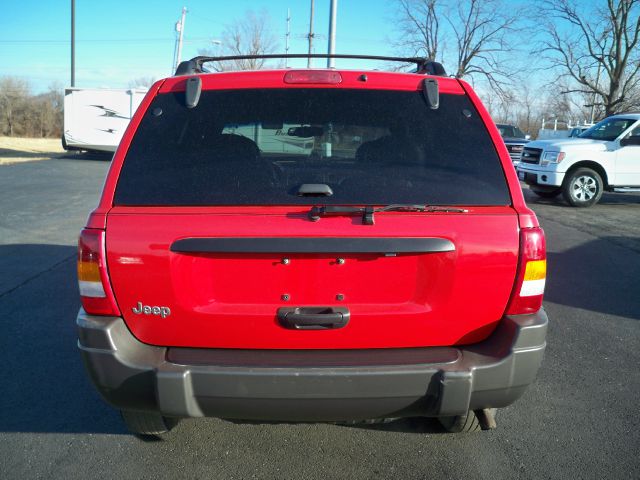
277, 307, 350, 330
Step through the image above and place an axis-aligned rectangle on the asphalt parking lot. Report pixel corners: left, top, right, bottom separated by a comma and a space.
1, 156, 639, 479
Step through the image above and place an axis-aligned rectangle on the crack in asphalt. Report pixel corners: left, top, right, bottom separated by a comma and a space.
0, 254, 76, 299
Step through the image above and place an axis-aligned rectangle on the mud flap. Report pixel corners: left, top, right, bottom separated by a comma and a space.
437, 370, 472, 416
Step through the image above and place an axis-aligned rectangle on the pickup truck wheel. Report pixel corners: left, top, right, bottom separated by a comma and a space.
531, 188, 561, 198
562, 168, 603, 207
120, 410, 179, 436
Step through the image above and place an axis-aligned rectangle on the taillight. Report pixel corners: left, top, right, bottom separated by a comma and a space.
506, 227, 546, 315
77, 228, 120, 316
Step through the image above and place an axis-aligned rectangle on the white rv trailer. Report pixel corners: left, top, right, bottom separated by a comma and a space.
63, 87, 148, 152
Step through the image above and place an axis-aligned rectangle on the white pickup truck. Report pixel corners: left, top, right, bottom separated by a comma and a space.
517, 114, 640, 207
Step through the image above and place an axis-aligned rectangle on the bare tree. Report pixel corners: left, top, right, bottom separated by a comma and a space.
515, 85, 537, 135
540, 0, 640, 117
128, 77, 156, 89
562, 86, 604, 124
199, 10, 279, 71
0, 78, 63, 138
447, 0, 522, 93
393, 0, 524, 95
394, 0, 440, 60
39, 83, 64, 138
0, 77, 30, 136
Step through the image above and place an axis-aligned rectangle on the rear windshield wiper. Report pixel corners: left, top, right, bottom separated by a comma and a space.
308, 204, 468, 225
377, 204, 468, 213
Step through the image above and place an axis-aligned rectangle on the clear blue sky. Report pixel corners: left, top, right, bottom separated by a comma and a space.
0, 0, 398, 92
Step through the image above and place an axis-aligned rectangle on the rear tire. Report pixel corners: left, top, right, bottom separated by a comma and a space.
120, 410, 179, 436
438, 409, 497, 433
562, 168, 603, 207
531, 188, 561, 198
438, 410, 481, 433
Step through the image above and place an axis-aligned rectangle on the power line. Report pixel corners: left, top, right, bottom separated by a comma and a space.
0, 34, 388, 45
0, 37, 210, 44
188, 12, 226, 26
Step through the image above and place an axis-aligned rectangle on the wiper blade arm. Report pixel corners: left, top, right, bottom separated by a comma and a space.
377, 204, 468, 213
376, 204, 427, 212
309, 204, 467, 225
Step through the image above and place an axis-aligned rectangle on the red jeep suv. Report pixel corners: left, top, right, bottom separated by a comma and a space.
77, 54, 547, 435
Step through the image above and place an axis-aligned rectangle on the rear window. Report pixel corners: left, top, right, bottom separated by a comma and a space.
114, 88, 510, 206
579, 117, 638, 141
497, 124, 525, 139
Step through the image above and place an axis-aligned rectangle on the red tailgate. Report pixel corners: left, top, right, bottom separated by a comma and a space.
106, 207, 519, 349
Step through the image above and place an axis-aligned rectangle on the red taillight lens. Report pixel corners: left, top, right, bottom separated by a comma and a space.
506, 227, 546, 315
283, 70, 342, 84
77, 228, 120, 316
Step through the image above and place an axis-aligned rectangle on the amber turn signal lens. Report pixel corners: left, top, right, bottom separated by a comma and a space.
523, 260, 546, 281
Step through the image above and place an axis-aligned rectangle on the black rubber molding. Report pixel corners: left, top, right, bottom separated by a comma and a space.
170, 237, 455, 254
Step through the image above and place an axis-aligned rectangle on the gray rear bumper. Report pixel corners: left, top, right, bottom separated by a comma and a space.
77, 309, 547, 421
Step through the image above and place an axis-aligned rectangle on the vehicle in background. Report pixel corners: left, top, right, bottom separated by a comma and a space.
568, 126, 590, 138
496, 123, 530, 166
517, 114, 640, 206
537, 120, 594, 141
63, 87, 148, 153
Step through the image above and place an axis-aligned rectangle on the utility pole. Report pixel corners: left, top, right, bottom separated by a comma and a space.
285, 8, 291, 68
307, 0, 315, 68
71, 0, 75, 87
327, 0, 338, 68
174, 7, 187, 73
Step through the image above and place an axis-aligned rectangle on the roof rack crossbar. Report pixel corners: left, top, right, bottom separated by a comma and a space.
174, 54, 446, 77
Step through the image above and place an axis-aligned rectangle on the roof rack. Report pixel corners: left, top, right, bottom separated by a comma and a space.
174, 54, 447, 77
